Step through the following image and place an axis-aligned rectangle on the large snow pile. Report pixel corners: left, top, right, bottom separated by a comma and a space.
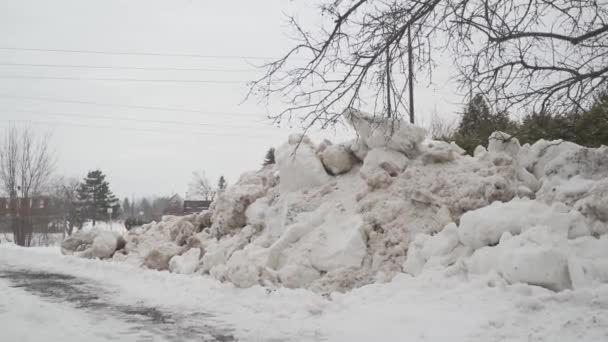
63, 109, 608, 293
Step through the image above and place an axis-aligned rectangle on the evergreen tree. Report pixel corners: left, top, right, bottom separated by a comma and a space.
263, 147, 275, 166
453, 94, 518, 154
217, 176, 227, 191
77, 170, 119, 226
518, 88, 608, 147
574, 90, 608, 147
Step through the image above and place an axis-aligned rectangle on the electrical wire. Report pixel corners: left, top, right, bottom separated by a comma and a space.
0, 118, 283, 140
0, 75, 247, 84
4, 108, 271, 129
0, 93, 267, 117
0, 47, 279, 60
0, 62, 258, 73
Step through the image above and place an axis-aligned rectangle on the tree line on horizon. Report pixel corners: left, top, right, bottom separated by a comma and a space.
430, 89, 608, 155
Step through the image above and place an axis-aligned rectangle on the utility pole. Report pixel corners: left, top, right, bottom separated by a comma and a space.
386, 43, 392, 119
407, 26, 415, 124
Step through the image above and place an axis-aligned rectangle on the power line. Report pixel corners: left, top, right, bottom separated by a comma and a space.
4, 108, 271, 129
0, 47, 279, 60
0, 93, 267, 117
0, 119, 282, 140
0, 75, 247, 84
0, 62, 258, 73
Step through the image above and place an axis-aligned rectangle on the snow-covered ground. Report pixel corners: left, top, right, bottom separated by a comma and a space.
5, 112, 608, 341
1, 244, 607, 341
61, 111, 608, 293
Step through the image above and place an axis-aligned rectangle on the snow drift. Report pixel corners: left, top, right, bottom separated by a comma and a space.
62, 109, 608, 293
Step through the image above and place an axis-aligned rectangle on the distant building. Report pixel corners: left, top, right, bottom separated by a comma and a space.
183, 200, 212, 214
0, 196, 61, 234
0, 197, 52, 216
162, 194, 184, 216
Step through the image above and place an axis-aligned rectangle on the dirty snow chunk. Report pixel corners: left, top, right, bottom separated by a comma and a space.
278, 264, 321, 288
420, 140, 458, 164
488, 131, 520, 158
211, 167, 278, 235
275, 136, 330, 192
266, 209, 328, 270
568, 257, 608, 290
576, 180, 608, 228
169, 218, 196, 246
537, 177, 608, 235
316, 139, 332, 154
343, 108, 426, 156
60, 229, 99, 255
516, 167, 541, 193
542, 145, 608, 180
169, 248, 201, 274
200, 234, 244, 273
450, 142, 466, 155
466, 226, 572, 291
91, 231, 119, 259
144, 242, 182, 271
321, 144, 355, 175
360, 148, 408, 179
245, 197, 270, 229
403, 223, 461, 276
309, 214, 367, 272
350, 138, 369, 161
499, 242, 570, 291
195, 210, 212, 229
518, 139, 581, 178
458, 198, 589, 249
567, 235, 608, 289
225, 248, 264, 288
473, 145, 487, 158
224, 241, 275, 288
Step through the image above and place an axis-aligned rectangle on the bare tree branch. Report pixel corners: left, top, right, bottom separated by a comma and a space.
250, 0, 608, 128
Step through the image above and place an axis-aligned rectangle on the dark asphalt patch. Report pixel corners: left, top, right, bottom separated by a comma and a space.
0, 268, 236, 342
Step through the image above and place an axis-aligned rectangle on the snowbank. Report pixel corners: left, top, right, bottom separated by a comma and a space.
62, 110, 608, 293
61, 229, 123, 259
276, 134, 330, 192
458, 198, 589, 249
169, 247, 201, 274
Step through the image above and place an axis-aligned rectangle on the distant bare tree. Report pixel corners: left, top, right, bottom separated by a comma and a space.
427, 112, 457, 142
0, 126, 54, 246
250, 0, 608, 128
51, 176, 83, 236
188, 171, 215, 201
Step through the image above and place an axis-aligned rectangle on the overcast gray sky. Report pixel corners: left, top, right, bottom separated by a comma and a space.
0, 0, 460, 200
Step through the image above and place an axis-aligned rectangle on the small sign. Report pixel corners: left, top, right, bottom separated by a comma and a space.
107, 208, 113, 214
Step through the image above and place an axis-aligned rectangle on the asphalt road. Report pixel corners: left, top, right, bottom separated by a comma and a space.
0, 267, 237, 342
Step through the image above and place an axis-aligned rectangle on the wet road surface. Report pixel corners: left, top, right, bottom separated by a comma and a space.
0, 268, 236, 341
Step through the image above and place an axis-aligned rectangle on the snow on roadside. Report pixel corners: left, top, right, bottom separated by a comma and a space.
2, 244, 608, 342
59, 110, 608, 295
0, 271, 163, 342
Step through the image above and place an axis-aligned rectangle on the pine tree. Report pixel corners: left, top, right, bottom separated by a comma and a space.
263, 147, 275, 166
453, 94, 518, 154
217, 176, 227, 191
77, 170, 118, 226
574, 90, 608, 147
